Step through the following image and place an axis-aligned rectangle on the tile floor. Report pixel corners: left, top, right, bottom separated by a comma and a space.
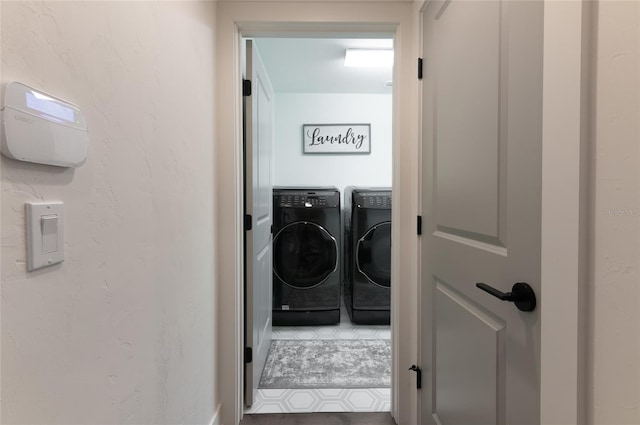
246, 388, 391, 414
240, 412, 396, 425
246, 304, 391, 415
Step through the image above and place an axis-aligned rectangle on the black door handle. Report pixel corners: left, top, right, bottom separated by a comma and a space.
475, 282, 536, 312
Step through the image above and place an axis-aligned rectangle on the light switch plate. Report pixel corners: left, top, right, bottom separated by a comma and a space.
26, 202, 64, 271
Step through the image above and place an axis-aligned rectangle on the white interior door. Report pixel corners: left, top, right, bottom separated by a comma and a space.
244, 39, 274, 408
420, 1, 543, 424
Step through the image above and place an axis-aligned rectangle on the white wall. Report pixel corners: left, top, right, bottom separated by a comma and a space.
588, 1, 640, 423
1, 2, 219, 424
273, 93, 392, 200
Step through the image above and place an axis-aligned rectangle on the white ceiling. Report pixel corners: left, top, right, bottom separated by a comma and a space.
253, 38, 394, 94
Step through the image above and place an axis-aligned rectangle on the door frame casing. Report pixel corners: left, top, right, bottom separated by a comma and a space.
539, 1, 590, 423
415, 0, 588, 423
215, 2, 419, 425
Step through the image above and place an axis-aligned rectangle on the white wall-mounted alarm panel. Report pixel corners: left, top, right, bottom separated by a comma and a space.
1, 82, 88, 167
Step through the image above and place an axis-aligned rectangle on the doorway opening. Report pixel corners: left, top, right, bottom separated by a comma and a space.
243, 35, 395, 415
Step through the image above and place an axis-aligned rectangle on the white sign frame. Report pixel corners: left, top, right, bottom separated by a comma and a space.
302, 124, 371, 154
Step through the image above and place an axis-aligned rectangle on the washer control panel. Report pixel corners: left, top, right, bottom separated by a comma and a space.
274, 190, 340, 208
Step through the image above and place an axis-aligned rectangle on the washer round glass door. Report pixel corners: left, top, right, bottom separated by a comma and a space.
273, 221, 338, 289
356, 221, 392, 288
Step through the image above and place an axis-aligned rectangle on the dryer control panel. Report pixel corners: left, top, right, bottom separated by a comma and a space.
356, 192, 392, 209
274, 189, 340, 209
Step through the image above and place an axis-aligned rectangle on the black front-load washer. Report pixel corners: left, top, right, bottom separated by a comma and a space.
272, 187, 341, 325
344, 187, 391, 325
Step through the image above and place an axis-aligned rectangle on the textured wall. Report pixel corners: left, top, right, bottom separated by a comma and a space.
588, 1, 640, 423
1, 2, 218, 424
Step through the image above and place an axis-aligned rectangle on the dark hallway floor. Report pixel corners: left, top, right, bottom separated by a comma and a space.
239, 412, 396, 425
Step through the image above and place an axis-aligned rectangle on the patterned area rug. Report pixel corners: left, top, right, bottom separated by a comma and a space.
259, 339, 391, 389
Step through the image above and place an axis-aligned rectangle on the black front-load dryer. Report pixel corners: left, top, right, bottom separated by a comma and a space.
272, 187, 341, 326
344, 187, 391, 325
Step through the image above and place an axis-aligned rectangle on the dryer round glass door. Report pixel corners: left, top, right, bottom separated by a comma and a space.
356, 221, 392, 288
273, 221, 338, 289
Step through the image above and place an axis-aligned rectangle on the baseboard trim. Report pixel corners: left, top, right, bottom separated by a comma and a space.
209, 404, 222, 425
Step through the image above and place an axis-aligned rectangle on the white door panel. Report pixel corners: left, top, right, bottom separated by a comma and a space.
435, 0, 502, 239
245, 39, 274, 408
434, 282, 505, 425
422, 1, 542, 424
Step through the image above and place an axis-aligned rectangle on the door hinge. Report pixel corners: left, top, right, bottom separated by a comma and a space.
245, 347, 253, 364
245, 214, 253, 231
418, 57, 423, 80
243, 79, 252, 97
417, 215, 423, 235
271, 224, 275, 235
409, 365, 422, 389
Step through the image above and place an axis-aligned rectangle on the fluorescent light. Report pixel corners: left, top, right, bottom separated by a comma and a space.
344, 49, 394, 68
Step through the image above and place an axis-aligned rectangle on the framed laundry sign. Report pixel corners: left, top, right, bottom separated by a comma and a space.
303, 124, 371, 154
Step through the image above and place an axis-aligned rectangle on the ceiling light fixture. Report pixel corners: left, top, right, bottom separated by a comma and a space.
344, 49, 394, 68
